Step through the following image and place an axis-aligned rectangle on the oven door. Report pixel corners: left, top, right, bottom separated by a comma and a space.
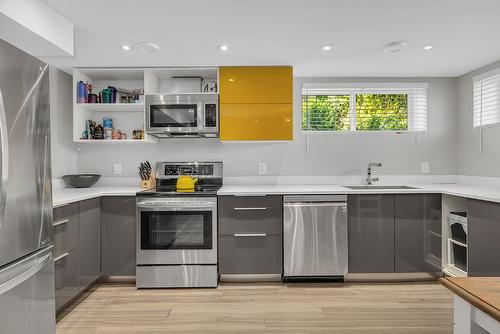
136, 198, 217, 265
146, 102, 202, 133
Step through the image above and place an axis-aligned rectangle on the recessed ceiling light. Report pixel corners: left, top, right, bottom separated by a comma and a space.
121, 45, 131, 51
384, 41, 408, 53
321, 44, 333, 51
423, 44, 434, 50
219, 44, 229, 51
136, 42, 160, 53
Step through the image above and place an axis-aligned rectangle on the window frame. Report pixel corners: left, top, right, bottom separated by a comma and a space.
473, 67, 500, 130
301, 82, 428, 134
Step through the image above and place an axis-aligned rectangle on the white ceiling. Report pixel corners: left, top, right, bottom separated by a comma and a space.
42, 0, 500, 77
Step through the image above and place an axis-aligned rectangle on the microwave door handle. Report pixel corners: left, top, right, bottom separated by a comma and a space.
198, 102, 203, 131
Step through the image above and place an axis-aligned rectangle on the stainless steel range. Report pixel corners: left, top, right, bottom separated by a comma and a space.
135, 161, 222, 288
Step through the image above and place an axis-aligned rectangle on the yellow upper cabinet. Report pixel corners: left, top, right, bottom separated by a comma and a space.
220, 103, 293, 141
219, 66, 293, 141
220, 66, 293, 104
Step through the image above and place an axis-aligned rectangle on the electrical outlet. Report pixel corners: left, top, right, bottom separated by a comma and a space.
258, 162, 267, 175
113, 163, 122, 175
421, 162, 430, 174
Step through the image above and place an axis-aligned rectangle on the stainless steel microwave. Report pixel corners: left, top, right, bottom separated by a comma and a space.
145, 93, 219, 138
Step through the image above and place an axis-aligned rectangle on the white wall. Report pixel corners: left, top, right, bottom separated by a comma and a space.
457, 59, 500, 177
49, 66, 77, 179
75, 77, 457, 179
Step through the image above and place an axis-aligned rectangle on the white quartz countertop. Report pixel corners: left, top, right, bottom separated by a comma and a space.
53, 186, 141, 207
217, 183, 500, 204
52, 183, 500, 207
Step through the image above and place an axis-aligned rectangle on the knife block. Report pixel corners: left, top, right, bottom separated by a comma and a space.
140, 176, 155, 189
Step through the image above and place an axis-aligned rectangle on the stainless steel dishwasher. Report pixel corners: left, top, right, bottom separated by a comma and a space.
283, 195, 348, 280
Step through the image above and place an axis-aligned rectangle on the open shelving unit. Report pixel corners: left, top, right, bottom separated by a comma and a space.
441, 195, 468, 277
72, 67, 219, 144
73, 68, 154, 143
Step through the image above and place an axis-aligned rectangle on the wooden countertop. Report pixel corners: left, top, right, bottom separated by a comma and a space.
440, 277, 500, 322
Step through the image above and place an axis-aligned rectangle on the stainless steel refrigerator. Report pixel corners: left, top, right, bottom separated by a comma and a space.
0, 39, 55, 333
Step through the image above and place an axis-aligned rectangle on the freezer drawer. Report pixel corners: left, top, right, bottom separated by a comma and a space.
283, 196, 348, 277
0, 246, 55, 334
54, 248, 79, 310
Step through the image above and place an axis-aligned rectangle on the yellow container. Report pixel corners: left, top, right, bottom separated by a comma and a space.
176, 175, 198, 191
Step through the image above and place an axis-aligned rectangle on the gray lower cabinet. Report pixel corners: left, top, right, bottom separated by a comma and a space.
468, 199, 500, 277
394, 194, 442, 273
53, 216, 78, 262
54, 247, 78, 310
348, 193, 442, 275
78, 198, 101, 290
218, 195, 282, 275
101, 196, 136, 277
53, 203, 79, 311
348, 194, 395, 273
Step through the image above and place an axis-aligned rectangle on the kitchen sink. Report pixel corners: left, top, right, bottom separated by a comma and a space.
344, 185, 417, 190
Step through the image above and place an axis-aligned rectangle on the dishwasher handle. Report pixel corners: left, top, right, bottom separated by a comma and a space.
283, 195, 347, 203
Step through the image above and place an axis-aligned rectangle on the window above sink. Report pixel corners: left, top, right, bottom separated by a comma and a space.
301, 82, 428, 133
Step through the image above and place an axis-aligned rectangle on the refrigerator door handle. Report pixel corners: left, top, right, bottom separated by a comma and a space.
0, 251, 51, 296
0, 88, 9, 232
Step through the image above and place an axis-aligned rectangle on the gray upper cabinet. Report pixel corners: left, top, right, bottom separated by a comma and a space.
394, 194, 441, 273
218, 195, 282, 275
348, 194, 395, 273
101, 197, 136, 277
468, 199, 500, 277
78, 198, 101, 291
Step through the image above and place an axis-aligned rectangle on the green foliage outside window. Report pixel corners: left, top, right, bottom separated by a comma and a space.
356, 94, 408, 130
301, 95, 350, 131
302, 93, 408, 131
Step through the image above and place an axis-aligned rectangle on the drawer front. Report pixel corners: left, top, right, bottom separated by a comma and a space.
218, 196, 282, 235
54, 248, 79, 310
219, 235, 282, 275
53, 216, 78, 257
53, 202, 78, 221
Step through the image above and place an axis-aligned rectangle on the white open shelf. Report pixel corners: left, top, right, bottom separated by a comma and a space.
75, 103, 144, 112
75, 139, 153, 144
144, 67, 218, 94
444, 265, 467, 278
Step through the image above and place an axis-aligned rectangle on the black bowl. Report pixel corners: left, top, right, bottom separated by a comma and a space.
62, 174, 101, 188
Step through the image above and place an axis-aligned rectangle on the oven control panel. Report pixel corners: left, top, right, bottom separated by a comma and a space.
164, 164, 214, 176
157, 161, 223, 179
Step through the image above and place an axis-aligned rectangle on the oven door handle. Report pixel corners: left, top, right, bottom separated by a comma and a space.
136, 204, 216, 211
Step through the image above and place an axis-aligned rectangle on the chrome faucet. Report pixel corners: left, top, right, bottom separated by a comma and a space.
366, 163, 382, 185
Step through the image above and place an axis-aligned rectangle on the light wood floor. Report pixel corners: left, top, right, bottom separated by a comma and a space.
56, 282, 453, 334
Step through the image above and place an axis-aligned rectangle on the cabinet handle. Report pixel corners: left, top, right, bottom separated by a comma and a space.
54, 252, 69, 263
234, 233, 267, 237
233, 207, 268, 211
53, 219, 69, 227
